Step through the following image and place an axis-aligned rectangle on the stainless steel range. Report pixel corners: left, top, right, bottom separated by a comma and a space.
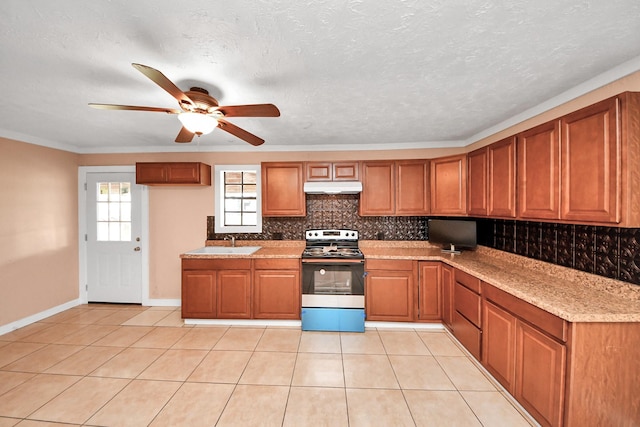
301, 229, 366, 332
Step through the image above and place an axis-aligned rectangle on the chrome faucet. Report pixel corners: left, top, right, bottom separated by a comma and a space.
225, 236, 236, 247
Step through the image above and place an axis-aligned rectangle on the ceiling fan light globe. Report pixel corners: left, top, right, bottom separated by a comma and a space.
178, 112, 218, 135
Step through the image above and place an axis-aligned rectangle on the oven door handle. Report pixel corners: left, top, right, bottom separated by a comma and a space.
301, 259, 364, 264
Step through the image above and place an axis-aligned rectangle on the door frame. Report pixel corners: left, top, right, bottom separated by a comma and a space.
78, 166, 150, 305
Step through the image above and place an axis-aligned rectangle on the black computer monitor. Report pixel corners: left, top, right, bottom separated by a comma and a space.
428, 219, 477, 254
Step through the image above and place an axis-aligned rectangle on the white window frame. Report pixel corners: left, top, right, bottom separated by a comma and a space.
214, 164, 262, 233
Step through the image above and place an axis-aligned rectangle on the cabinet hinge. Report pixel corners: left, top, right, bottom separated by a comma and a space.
85, 234, 88, 241
84, 182, 87, 191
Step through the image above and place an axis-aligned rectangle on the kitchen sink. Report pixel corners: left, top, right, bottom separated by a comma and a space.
185, 246, 262, 255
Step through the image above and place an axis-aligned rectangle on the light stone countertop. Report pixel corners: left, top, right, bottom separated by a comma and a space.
180, 240, 640, 323
360, 241, 640, 323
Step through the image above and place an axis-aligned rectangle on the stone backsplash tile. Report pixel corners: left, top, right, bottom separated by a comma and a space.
476, 218, 640, 286
207, 194, 427, 241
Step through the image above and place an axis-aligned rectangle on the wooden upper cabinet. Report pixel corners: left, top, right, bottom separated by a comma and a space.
561, 97, 619, 224
261, 162, 306, 217
360, 160, 429, 216
306, 161, 359, 181
136, 162, 211, 186
396, 160, 430, 215
517, 121, 561, 220
488, 137, 516, 217
430, 154, 467, 215
360, 161, 395, 215
467, 148, 488, 216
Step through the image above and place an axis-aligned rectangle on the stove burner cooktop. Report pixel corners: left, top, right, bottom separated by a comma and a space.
303, 229, 363, 259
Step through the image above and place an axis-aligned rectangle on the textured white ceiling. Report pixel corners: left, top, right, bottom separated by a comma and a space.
1, 0, 639, 153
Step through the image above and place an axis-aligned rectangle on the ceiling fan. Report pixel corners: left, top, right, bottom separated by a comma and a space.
89, 63, 280, 146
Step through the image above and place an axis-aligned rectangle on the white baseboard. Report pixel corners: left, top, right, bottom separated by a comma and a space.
0, 299, 82, 336
144, 299, 180, 307
365, 321, 445, 330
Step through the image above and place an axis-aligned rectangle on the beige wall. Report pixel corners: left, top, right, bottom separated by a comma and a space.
2, 71, 640, 325
0, 138, 79, 326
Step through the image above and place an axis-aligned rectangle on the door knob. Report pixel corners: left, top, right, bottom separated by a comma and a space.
134, 247, 141, 251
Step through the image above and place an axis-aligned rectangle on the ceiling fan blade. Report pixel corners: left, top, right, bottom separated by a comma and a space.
175, 127, 195, 143
218, 119, 264, 146
131, 63, 194, 107
89, 103, 181, 114
216, 104, 280, 117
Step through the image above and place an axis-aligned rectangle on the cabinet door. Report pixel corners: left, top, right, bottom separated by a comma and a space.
166, 163, 205, 184
467, 148, 488, 216
515, 321, 566, 427
482, 301, 516, 392
441, 264, 454, 329
488, 137, 516, 217
253, 269, 301, 319
333, 162, 359, 181
136, 163, 167, 183
182, 270, 216, 318
216, 270, 252, 319
365, 270, 414, 321
306, 162, 332, 181
517, 122, 561, 220
360, 161, 395, 215
418, 262, 441, 320
262, 162, 306, 216
396, 160, 430, 215
561, 97, 620, 223
430, 154, 467, 215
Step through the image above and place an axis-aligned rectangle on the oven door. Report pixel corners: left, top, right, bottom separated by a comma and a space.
301, 260, 365, 308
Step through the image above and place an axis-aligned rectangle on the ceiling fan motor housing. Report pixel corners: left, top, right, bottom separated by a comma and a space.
183, 87, 219, 113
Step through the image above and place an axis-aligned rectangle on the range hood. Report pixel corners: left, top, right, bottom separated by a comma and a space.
303, 181, 363, 194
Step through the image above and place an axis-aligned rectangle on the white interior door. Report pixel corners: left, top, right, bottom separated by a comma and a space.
86, 172, 143, 303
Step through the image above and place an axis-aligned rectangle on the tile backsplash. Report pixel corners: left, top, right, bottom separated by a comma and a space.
476, 218, 640, 286
206, 194, 640, 286
207, 194, 426, 241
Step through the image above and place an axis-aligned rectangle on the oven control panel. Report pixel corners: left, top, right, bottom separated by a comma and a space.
305, 229, 358, 240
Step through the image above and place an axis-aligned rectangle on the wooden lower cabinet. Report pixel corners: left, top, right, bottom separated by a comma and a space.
253, 263, 301, 319
452, 270, 482, 359
182, 270, 216, 318
217, 270, 252, 319
441, 264, 454, 329
417, 262, 441, 320
182, 257, 300, 320
365, 259, 415, 321
482, 284, 567, 427
482, 300, 516, 391
515, 320, 566, 427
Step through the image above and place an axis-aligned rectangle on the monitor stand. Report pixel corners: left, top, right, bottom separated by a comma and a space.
441, 244, 461, 254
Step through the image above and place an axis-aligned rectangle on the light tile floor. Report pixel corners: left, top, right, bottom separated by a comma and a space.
0, 305, 538, 426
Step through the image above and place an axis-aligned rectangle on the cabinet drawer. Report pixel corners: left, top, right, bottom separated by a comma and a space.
484, 283, 568, 342
455, 282, 481, 327
453, 311, 481, 359
254, 258, 300, 270
455, 269, 481, 293
366, 259, 414, 271
182, 258, 252, 270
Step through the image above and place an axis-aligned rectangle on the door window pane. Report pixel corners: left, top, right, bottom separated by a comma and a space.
97, 182, 132, 241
